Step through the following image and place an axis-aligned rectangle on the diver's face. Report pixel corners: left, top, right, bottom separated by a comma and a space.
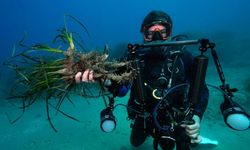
143, 24, 169, 42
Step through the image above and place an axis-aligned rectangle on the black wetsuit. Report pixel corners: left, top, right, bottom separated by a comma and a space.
108, 45, 209, 150
127, 46, 209, 120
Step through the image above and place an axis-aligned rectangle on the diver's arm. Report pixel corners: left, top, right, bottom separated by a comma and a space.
193, 85, 209, 120
105, 81, 131, 97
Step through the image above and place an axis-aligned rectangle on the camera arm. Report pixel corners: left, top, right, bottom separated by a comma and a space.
196, 39, 249, 130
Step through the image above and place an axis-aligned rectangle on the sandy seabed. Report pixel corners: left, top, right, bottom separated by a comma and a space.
0, 65, 249, 150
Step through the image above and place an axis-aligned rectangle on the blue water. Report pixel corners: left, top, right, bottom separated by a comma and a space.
0, 0, 250, 150
1, 0, 250, 60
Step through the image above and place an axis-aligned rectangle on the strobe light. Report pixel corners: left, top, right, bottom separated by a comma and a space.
220, 100, 250, 131
100, 108, 116, 133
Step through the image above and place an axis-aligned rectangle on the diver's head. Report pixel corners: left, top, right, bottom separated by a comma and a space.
141, 10, 173, 42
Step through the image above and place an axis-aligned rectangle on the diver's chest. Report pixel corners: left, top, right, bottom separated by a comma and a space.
143, 58, 185, 86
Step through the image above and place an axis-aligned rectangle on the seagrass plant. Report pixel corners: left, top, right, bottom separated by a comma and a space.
4, 16, 135, 132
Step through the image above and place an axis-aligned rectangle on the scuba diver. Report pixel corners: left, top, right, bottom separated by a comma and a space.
75, 10, 209, 150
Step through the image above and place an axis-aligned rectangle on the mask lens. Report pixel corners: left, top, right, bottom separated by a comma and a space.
144, 28, 167, 41
143, 23, 169, 41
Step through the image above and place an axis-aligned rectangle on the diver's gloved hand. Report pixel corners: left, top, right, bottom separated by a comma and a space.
75, 69, 94, 83
180, 115, 202, 144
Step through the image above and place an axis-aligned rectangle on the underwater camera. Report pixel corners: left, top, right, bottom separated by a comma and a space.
100, 107, 116, 133
128, 39, 249, 132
